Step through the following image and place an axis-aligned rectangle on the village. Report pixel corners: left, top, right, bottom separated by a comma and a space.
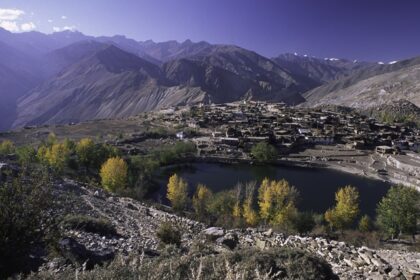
155, 101, 420, 188
159, 101, 420, 157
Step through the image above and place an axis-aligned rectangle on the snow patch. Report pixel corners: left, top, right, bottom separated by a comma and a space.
388, 61, 398, 64
378, 62, 384, 65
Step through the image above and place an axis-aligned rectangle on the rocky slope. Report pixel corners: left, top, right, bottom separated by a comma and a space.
303, 56, 420, 108
42, 178, 420, 280
272, 53, 373, 84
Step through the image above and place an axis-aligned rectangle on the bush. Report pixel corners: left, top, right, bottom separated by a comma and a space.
26, 247, 338, 280
156, 222, 181, 246
61, 215, 117, 236
16, 145, 37, 167
292, 212, 316, 234
0, 140, 15, 156
0, 171, 52, 278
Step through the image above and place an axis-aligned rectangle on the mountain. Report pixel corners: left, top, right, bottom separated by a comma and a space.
303, 56, 420, 108
272, 53, 373, 84
138, 39, 212, 62
14, 45, 165, 127
1, 27, 419, 130
14, 43, 315, 126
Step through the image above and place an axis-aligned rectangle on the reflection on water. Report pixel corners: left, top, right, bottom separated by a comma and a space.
156, 163, 391, 217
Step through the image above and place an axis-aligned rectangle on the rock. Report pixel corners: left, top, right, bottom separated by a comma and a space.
216, 233, 238, 250
256, 238, 267, 250
59, 237, 115, 269
388, 268, 401, 278
202, 227, 224, 240
263, 228, 273, 237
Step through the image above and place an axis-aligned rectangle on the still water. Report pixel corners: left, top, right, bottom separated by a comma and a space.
156, 163, 391, 217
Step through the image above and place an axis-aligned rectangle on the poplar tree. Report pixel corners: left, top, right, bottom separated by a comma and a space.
325, 185, 359, 232
167, 174, 189, 211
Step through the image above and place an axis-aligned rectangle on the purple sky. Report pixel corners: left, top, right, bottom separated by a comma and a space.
1, 0, 420, 61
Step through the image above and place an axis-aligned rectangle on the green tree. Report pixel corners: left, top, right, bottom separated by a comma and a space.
0, 140, 15, 156
251, 142, 277, 162
358, 215, 372, 232
292, 212, 316, 234
100, 157, 128, 192
76, 138, 96, 169
376, 185, 419, 239
192, 184, 213, 219
325, 186, 359, 232
16, 145, 37, 167
167, 174, 189, 211
258, 178, 299, 227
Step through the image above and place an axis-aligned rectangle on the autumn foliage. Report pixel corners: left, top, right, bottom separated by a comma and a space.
100, 157, 128, 192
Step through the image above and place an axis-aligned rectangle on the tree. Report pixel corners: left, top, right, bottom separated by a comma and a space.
76, 138, 96, 169
242, 181, 259, 226
358, 215, 372, 232
251, 142, 277, 162
0, 140, 15, 156
16, 145, 36, 167
38, 143, 71, 173
167, 174, 188, 211
376, 185, 419, 239
292, 212, 316, 234
192, 184, 212, 219
46, 132, 57, 147
258, 178, 299, 226
100, 157, 128, 192
325, 185, 359, 232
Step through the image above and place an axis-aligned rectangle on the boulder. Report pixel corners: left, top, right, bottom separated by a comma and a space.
202, 227, 224, 240
216, 233, 238, 250
59, 237, 115, 269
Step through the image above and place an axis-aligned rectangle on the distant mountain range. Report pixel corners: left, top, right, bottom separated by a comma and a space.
0, 27, 419, 130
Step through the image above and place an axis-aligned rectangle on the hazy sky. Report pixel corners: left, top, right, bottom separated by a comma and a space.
1, 0, 420, 61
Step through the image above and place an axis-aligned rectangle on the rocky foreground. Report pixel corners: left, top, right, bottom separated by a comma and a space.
42, 179, 419, 280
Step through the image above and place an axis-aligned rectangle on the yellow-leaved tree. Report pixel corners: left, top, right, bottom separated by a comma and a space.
192, 184, 212, 219
100, 157, 128, 192
38, 143, 70, 173
76, 138, 96, 168
258, 178, 299, 227
242, 181, 259, 226
0, 140, 15, 156
325, 185, 359, 232
167, 174, 188, 211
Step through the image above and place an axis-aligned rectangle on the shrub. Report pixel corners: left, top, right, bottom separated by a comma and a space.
0, 171, 52, 278
100, 157, 128, 192
292, 212, 316, 234
61, 215, 117, 236
0, 140, 15, 156
75, 138, 96, 169
156, 222, 181, 246
358, 215, 372, 232
26, 247, 337, 280
16, 145, 37, 167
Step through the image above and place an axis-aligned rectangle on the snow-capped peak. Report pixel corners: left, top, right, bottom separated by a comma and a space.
388, 60, 398, 64
378, 61, 384, 65
324, 57, 340, 61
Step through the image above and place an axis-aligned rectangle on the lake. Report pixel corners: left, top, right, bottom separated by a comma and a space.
155, 162, 391, 217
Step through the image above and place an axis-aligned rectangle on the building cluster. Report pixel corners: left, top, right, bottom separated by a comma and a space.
161, 101, 420, 158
